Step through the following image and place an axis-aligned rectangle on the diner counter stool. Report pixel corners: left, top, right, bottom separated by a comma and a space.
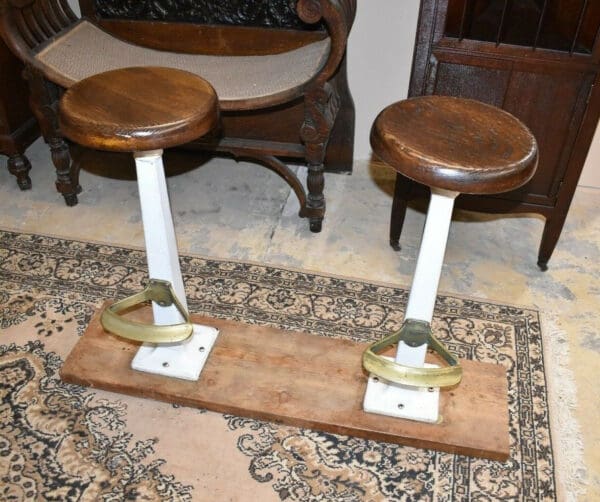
59, 66, 220, 380
363, 96, 538, 422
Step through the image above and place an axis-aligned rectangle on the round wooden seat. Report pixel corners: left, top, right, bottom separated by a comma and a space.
370, 96, 538, 194
59, 66, 219, 152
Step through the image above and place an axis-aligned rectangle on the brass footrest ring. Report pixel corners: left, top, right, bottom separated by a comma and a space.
100, 279, 194, 343
362, 319, 462, 388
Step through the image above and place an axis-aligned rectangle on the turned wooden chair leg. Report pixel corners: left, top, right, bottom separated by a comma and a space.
306, 161, 326, 232
302, 130, 327, 234
302, 136, 327, 233
49, 138, 82, 206
302, 85, 338, 233
25, 67, 82, 206
7, 153, 32, 190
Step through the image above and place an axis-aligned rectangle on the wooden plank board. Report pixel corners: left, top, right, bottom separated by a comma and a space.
60, 304, 510, 460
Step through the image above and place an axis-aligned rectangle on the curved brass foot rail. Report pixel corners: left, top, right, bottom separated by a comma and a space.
362, 319, 462, 388
100, 279, 194, 343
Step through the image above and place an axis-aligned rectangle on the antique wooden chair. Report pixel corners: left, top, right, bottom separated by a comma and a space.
0, 0, 356, 231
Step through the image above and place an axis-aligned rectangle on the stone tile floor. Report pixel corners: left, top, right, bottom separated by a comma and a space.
1, 139, 598, 500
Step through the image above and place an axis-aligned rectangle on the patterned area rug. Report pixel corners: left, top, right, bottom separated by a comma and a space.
0, 230, 556, 500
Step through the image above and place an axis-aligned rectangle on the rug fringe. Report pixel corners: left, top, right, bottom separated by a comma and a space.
540, 312, 587, 502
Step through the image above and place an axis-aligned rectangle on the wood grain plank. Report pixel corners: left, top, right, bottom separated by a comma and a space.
61, 304, 510, 460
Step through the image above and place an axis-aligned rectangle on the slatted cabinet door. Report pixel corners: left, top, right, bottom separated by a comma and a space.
401, 0, 600, 268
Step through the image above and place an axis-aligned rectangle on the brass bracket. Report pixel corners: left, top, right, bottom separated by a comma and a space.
100, 279, 194, 343
362, 319, 462, 388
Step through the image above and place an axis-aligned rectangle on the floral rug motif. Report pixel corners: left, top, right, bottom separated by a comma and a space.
0, 341, 191, 501
0, 230, 556, 500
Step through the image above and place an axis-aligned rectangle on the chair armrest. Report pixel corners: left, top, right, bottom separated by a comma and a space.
296, 0, 356, 85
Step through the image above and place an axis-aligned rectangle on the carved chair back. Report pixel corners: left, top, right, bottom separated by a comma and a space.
86, 0, 322, 30
0, 0, 78, 61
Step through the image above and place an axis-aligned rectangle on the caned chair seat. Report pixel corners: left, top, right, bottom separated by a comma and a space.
36, 21, 330, 111
370, 96, 538, 194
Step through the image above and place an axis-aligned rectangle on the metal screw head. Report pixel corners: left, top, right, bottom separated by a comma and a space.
397, 403, 404, 410
372, 376, 379, 383
162, 362, 169, 367
428, 387, 435, 392
199, 346, 205, 352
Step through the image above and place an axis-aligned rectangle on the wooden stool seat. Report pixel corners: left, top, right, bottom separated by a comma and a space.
370, 96, 538, 194
59, 66, 219, 152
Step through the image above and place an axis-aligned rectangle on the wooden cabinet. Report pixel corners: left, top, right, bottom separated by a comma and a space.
0, 38, 38, 190
392, 0, 600, 269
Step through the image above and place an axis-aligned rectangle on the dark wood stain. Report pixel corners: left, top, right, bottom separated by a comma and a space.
95, 19, 327, 56
59, 67, 219, 152
371, 95, 538, 194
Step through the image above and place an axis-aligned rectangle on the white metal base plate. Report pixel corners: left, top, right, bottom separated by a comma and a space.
363, 359, 440, 423
131, 324, 218, 381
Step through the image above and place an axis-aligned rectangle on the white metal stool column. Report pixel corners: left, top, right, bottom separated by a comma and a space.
363, 188, 457, 422
130, 150, 218, 380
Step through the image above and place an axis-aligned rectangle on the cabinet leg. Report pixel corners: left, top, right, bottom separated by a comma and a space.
537, 213, 567, 271
7, 153, 32, 190
390, 175, 413, 251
